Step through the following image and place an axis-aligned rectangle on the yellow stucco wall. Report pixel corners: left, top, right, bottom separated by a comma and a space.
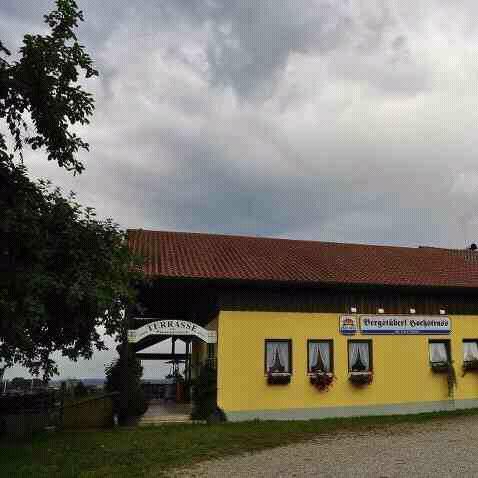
217, 311, 478, 413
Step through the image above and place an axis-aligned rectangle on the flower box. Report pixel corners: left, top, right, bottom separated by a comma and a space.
431, 361, 450, 373
266, 372, 291, 385
463, 360, 478, 374
348, 371, 373, 386
309, 372, 335, 392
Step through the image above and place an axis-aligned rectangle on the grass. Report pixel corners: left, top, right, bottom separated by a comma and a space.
3, 408, 478, 477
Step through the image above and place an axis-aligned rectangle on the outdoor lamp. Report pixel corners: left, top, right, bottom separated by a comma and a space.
378, 308, 385, 314
439, 309, 446, 315
350, 307, 357, 313
410, 308, 416, 314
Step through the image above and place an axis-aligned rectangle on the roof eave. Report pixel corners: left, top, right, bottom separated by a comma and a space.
139, 273, 478, 294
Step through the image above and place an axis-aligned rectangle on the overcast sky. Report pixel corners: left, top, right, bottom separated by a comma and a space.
4, 0, 478, 379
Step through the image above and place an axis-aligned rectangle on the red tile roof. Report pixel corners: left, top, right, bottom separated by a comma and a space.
127, 229, 478, 289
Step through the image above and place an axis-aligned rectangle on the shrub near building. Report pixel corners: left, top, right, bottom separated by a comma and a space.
105, 348, 148, 425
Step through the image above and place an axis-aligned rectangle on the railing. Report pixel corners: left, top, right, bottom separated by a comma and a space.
0, 391, 56, 415
204, 357, 217, 370
61, 393, 117, 429
0, 391, 57, 438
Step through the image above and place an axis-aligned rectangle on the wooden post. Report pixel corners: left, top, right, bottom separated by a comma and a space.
187, 340, 192, 402
59, 381, 65, 428
185, 340, 191, 383
119, 306, 129, 423
184, 340, 189, 402
188, 341, 192, 379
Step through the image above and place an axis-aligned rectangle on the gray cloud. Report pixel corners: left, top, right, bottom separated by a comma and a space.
4, 0, 478, 378
203, 0, 431, 100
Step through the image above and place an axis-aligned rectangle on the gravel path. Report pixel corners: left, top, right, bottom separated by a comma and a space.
173, 415, 478, 477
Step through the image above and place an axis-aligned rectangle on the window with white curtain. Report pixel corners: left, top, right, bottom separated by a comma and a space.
348, 341, 372, 372
265, 340, 292, 374
463, 340, 478, 363
308, 340, 333, 373
429, 340, 450, 364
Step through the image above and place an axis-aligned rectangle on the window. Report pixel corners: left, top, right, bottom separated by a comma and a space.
308, 340, 333, 373
265, 340, 292, 375
348, 340, 372, 372
463, 340, 478, 363
429, 340, 451, 364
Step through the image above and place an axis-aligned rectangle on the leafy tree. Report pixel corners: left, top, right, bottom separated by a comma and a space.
105, 347, 148, 424
0, 160, 143, 378
0, 0, 98, 173
0, 1, 145, 379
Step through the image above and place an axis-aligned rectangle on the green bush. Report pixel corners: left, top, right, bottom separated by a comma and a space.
191, 363, 225, 421
105, 347, 148, 424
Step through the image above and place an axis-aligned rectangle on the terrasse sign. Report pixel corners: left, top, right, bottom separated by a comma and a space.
128, 319, 217, 344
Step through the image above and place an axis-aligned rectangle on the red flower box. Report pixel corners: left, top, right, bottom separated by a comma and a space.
309, 372, 336, 392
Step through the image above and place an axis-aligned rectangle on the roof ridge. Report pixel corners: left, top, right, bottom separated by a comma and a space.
127, 228, 452, 252
127, 229, 478, 287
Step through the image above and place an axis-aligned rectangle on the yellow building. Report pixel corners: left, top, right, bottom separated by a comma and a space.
128, 230, 478, 421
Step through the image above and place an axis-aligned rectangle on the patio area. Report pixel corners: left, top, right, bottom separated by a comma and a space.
139, 399, 194, 425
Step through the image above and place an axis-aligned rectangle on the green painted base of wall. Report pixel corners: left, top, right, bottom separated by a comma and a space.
225, 398, 478, 422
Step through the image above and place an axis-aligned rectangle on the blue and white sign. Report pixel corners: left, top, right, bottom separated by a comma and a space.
339, 315, 358, 335
360, 315, 450, 335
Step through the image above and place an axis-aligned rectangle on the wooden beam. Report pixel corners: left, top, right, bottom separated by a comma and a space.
136, 353, 187, 361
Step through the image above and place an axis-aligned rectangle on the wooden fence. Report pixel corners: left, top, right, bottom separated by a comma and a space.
0, 391, 118, 438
